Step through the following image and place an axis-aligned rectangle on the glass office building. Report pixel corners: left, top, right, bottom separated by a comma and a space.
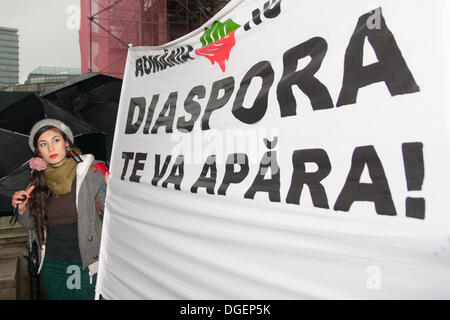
25, 66, 81, 84
0, 27, 19, 90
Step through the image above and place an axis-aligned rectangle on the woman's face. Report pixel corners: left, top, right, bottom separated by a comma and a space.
37, 129, 68, 167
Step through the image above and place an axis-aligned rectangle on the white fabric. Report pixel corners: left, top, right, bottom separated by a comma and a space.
75, 154, 94, 211
97, 0, 450, 299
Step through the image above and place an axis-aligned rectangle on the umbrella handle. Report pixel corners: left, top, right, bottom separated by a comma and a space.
10, 195, 25, 226
10, 204, 18, 226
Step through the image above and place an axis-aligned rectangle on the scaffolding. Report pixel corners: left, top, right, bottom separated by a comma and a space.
166, 0, 230, 41
79, 0, 230, 78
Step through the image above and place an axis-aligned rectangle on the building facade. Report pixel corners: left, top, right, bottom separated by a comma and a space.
0, 27, 19, 90
24, 66, 80, 84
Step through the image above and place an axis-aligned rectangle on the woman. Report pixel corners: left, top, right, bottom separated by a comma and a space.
11, 119, 110, 300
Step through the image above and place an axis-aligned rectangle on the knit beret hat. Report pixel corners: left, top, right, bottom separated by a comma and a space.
29, 119, 74, 152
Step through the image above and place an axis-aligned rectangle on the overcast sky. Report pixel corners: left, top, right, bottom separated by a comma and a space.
0, 0, 80, 83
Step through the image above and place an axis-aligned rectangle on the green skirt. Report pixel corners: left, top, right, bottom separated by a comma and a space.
40, 257, 97, 300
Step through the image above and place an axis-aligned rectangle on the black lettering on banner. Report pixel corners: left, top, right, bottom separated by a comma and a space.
337, 8, 420, 107
135, 58, 143, 77
120, 152, 134, 180
134, 46, 195, 77
123, 143, 425, 220
233, 61, 275, 124
191, 155, 217, 194
402, 142, 425, 219
181, 45, 195, 62
162, 155, 184, 190
152, 55, 162, 72
152, 155, 172, 186
151, 92, 178, 134
251, 9, 262, 27
159, 50, 171, 69
201, 77, 235, 131
125, 97, 146, 134
143, 56, 152, 74
277, 37, 334, 118
286, 149, 331, 209
244, 0, 282, 31
147, 56, 156, 73
334, 145, 396, 216
218, 153, 250, 195
244, 138, 280, 202
132, 8, 421, 134
177, 85, 206, 132
143, 94, 160, 134
130, 153, 147, 183
175, 47, 184, 64
167, 49, 180, 66
164, 50, 176, 67
152, 56, 161, 73
263, 0, 282, 18
146, 56, 155, 73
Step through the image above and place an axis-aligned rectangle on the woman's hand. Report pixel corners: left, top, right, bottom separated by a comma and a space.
105, 171, 110, 185
92, 163, 110, 185
11, 185, 35, 216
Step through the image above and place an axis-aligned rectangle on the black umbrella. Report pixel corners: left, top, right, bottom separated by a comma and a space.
40, 72, 123, 164
0, 92, 30, 112
0, 92, 107, 215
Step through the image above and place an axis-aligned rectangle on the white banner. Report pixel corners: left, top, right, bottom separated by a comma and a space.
97, 0, 450, 299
